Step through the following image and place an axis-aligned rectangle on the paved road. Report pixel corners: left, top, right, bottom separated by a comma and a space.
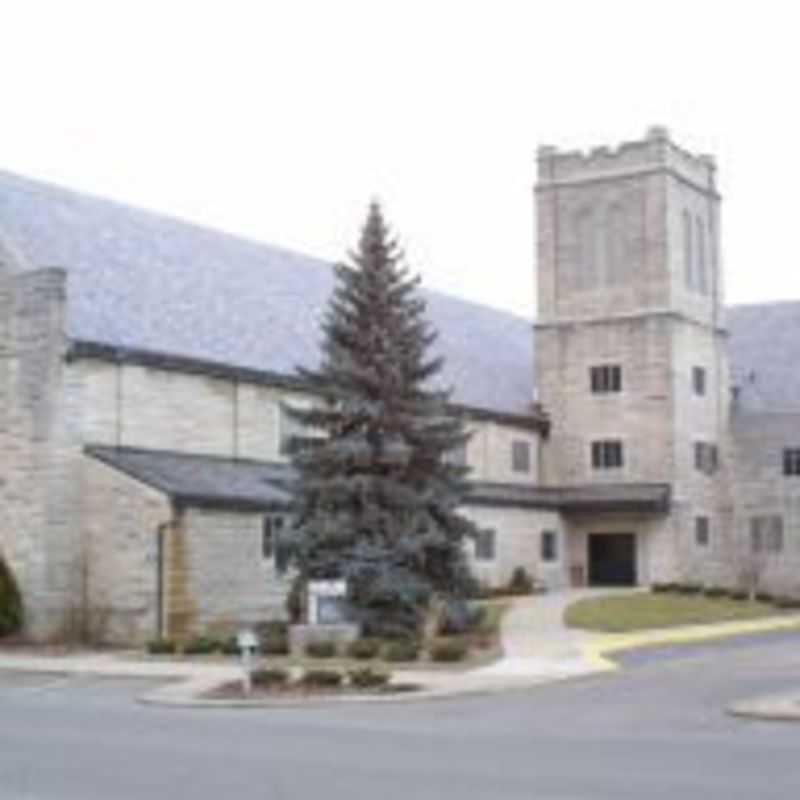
2, 634, 800, 800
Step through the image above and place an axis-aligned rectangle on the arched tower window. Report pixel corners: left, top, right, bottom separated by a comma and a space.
696, 216, 707, 295
682, 210, 693, 290
574, 207, 598, 291
605, 204, 628, 286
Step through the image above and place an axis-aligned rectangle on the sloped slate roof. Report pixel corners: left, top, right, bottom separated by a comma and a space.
727, 302, 800, 413
1, 170, 798, 416
86, 445, 292, 510
0, 171, 535, 416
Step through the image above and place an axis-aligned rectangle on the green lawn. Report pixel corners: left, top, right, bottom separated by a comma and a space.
564, 592, 783, 633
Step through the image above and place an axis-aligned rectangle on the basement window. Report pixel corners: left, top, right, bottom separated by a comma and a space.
783, 448, 800, 476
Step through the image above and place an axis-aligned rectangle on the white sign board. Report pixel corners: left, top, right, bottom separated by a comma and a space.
307, 580, 348, 625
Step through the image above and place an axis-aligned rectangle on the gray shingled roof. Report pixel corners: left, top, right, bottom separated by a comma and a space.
727, 302, 800, 413
0, 171, 535, 416
87, 446, 292, 510
1, 170, 797, 416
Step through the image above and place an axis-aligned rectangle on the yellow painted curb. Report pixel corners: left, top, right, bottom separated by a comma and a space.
581, 614, 800, 672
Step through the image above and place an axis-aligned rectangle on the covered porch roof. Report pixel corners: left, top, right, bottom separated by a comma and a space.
465, 482, 671, 514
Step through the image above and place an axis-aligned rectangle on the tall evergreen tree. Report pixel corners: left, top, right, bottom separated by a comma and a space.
284, 202, 476, 636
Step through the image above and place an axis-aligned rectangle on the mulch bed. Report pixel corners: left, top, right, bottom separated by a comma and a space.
203, 681, 421, 700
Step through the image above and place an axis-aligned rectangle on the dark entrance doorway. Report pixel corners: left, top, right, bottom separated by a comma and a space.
588, 533, 637, 586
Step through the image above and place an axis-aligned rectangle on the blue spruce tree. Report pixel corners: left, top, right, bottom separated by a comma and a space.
284, 202, 476, 637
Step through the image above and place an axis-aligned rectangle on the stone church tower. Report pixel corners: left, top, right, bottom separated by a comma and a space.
534, 127, 731, 585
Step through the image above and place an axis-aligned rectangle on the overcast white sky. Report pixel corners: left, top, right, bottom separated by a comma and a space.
1, 0, 798, 319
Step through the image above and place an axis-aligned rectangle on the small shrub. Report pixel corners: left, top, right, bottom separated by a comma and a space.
348, 667, 390, 689
383, 640, 420, 662
182, 636, 220, 655
429, 638, 468, 663
703, 586, 730, 598
301, 669, 343, 688
220, 637, 241, 656
507, 566, 534, 596
0, 559, 23, 638
772, 596, 800, 610
305, 640, 337, 659
256, 623, 290, 656
754, 592, 775, 605
146, 638, 177, 655
651, 582, 677, 593
251, 667, 289, 688
347, 638, 381, 660
675, 583, 702, 595
729, 590, 748, 601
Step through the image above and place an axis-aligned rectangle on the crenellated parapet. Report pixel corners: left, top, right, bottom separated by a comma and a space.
536, 126, 717, 197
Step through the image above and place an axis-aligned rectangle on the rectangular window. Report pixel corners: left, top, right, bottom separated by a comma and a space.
511, 440, 531, 473
695, 516, 710, 547
279, 402, 325, 455
750, 515, 784, 554
262, 515, 285, 560
783, 448, 800, 476
692, 366, 706, 397
591, 440, 624, 469
474, 529, 496, 562
541, 530, 558, 562
694, 442, 719, 475
590, 364, 622, 394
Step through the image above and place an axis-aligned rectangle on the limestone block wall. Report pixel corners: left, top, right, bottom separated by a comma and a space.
536, 315, 674, 486
82, 456, 171, 644
728, 412, 800, 595
166, 508, 290, 637
461, 504, 563, 588
0, 268, 86, 640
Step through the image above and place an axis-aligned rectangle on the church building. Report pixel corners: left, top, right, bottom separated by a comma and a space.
1, 127, 798, 643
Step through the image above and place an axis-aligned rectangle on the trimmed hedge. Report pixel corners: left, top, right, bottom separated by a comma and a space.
305, 640, 337, 659
0, 558, 23, 638
301, 669, 343, 688
383, 640, 420, 662
251, 668, 289, 688
347, 638, 381, 660
146, 638, 177, 655
182, 636, 220, 655
348, 667, 390, 689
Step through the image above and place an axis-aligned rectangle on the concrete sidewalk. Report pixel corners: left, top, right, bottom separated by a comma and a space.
2, 590, 800, 707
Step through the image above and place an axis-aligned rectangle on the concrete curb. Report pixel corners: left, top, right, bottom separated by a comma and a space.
727, 693, 800, 722
582, 614, 800, 671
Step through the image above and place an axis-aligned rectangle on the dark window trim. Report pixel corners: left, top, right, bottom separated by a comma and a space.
541, 530, 558, 562
590, 364, 622, 394
511, 440, 531, 473
591, 439, 624, 470
783, 448, 800, 477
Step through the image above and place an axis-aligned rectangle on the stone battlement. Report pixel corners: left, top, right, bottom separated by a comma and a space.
537, 127, 716, 193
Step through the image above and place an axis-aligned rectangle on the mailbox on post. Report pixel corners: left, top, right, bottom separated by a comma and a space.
237, 628, 258, 695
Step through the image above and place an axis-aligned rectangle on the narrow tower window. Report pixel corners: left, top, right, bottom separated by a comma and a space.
696, 216, 708, 295
683, 210, 694, 290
